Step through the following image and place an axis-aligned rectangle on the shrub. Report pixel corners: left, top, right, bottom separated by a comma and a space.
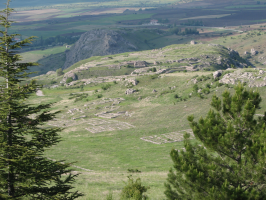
56, 68, 64, 76
66, 77, 73, 83
120, 176, 149, 200
128, 169, 141, 173
150, 74, 159, 79
101, 83, 111, 90
97, 94, 103, 98
50, 80, 57, 84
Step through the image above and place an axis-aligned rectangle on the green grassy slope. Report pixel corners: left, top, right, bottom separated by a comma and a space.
27, 68, 266, 199
24, 41, 262, 199
211, 29, 266, 68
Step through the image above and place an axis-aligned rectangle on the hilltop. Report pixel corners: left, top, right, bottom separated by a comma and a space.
33, 43, 250, 87
63, 29, 138, 69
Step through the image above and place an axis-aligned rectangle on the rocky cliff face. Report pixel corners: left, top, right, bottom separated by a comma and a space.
62, 29, 137, 69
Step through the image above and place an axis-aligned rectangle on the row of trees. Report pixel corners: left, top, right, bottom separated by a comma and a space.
30, 34, 80, 48
1, 1, 266, 199
181, 20, 204, 26
171, 27, 199, 35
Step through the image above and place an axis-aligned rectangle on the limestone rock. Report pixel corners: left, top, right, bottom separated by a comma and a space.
213, 70, 223, 79
190, 40, 196, 45
46, 71, 56, 75
127, 79, 138, 86
251, 48, 258, 56
61, 72, 78, 83
134, 61, 147, 68
125, 89, 136, 95
228, 48, 239, 59
152, 89, 157, 93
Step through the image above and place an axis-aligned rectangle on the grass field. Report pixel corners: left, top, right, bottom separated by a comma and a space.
21, 41, 260, 199
26, 67, 266, 199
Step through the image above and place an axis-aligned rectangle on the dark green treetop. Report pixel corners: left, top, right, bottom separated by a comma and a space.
165, 83, 266, 200
0, 1, 82, 199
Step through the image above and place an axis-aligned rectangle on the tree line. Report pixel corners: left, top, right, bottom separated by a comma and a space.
171, 27, 199, 35
30, 34, 80, 48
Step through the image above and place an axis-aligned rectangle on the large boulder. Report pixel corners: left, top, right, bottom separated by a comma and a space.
127, 79, 138, 86
251, 48, 258, 56
125, 89, 136, 95
61, 72, 78, 83
213, 70, 223, 79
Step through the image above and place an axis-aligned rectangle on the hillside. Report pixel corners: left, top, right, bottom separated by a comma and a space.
63, 29, 139, 69
33, 43, 250, 87
28, 66, 266, 199
211, 29, 266, 68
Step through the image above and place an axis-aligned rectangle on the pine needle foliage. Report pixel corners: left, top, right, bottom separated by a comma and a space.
165, 83, 266, 200
120, 176, 149, 200
0, 1, 82, 199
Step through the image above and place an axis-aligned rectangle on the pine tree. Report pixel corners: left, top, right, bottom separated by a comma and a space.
0, 1, 83, 199
165, 83, 266, 200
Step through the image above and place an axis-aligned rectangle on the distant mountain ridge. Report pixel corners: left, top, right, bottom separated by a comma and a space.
1, 0, 112, 8
62, 29, 138, 70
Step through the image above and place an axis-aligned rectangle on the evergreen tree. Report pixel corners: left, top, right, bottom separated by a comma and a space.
56, 68, 64, 76
0, 1, 82, 199
165, 84, 266, 199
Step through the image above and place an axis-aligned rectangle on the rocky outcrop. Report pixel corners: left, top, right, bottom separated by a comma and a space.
219, 69, 266, 87
126, 79, 138, 86
251, 48, 258, 56
134, 61, 147, 68
125, 89, 136, 95
46, 71, 56, 75
63, 29, 138, 69
61, 72, 78, 83
213, 70, 223, 79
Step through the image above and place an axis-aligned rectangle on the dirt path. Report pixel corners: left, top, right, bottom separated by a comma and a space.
36, 90, 44, 96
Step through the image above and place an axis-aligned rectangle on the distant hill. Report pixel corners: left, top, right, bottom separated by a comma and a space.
63, 29, 138, 70
1, 0, 113, 8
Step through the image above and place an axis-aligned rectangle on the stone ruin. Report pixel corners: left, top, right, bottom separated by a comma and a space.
125, 89, 136, 95
140, 129, 195, 144
85, 118, 135, 133
134, 61, 147, 68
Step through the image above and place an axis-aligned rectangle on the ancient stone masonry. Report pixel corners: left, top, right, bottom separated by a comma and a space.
140, 129, 195, 144
85, 118, 135, 133
134, 61, 147, 68
84, 98, 125, 106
